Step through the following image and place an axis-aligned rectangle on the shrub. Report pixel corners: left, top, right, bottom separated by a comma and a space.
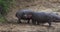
0, 0, 12, 22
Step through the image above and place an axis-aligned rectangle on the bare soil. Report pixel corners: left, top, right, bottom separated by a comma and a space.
0, 21, 60, 32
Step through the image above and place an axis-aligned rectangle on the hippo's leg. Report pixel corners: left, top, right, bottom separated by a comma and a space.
32, 20, 36, 25
27, 19, 30, 24
48, 20, 52, 27
17, 18, 21, 23
37, 21, 40, 25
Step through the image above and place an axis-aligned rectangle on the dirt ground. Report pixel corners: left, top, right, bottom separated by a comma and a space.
0, 20, 60, 32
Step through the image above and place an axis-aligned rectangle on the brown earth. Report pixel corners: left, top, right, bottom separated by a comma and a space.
0, 22, 60, 32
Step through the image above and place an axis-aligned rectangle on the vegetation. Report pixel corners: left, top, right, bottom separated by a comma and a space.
0, 0, 12, 22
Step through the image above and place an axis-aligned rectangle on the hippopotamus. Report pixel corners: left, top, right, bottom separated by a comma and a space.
31, 12, 52, 26
31, 12, 60, 27
16, 9, 33, 23
16, 9, 60, 26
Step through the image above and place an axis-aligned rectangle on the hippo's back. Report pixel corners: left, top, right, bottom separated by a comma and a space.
32, 12, 49, 21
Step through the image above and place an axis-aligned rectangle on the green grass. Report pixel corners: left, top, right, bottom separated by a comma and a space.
0, 0, 12, 15
0, 0, 12, 23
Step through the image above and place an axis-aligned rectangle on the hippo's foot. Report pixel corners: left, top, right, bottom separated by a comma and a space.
32, 22, 36, 25
27, 21, 30, 24
37, 22, 40, 25
17, 21, 22, 24
37, 23, 40, 25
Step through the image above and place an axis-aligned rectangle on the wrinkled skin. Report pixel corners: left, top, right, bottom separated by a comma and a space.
16, 9, 33, 23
